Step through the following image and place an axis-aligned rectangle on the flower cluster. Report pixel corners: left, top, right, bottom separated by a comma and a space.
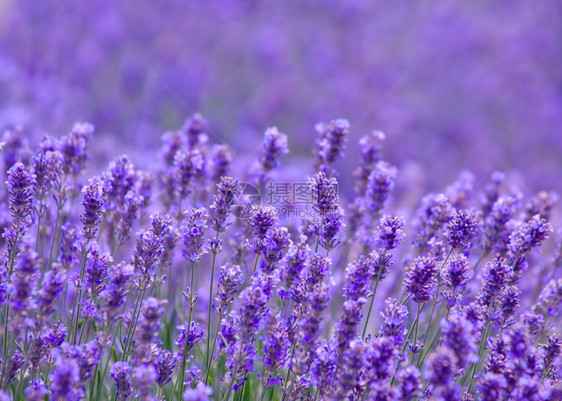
0, 117, 558, 401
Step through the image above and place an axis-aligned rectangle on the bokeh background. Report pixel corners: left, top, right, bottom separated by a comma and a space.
1, 0, 561, 195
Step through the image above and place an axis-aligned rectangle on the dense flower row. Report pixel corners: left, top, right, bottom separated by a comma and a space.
0, 116, 560, 401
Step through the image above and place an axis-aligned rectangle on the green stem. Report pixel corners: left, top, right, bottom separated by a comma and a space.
205, 231, 220, 374
362, 260, 384, 339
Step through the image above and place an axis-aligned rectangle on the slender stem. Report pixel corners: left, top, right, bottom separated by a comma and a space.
204, 312, 223, 385
362, 263, 383, 339
46, 206, 62, 272
390, 303, 424, 386
121, 285, 147, 361
206, 231, 220, 373
175, 261, 197, 400
71, 242, 90, 345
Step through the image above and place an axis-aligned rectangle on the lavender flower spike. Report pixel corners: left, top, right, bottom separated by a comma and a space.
80, 177, 105, 241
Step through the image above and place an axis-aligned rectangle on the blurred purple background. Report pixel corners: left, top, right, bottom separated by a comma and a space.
1, 0, 561, 194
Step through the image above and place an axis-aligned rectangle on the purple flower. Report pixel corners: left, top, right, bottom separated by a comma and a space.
257, 126, 289, 178
211, 144, 234, 183
183, 382, 212, 401
152, 347, 177, 388
131, 229, 164, 287
481, 194, 519, 254
102, 155, 137, 209
441, 254, 473, 306
440, 309, 478, 368
404, 256, 439, 303
181, 207, 208, 262
379, 298, 409, 346
248, 206, 276, 241
424, 347, 460, 396
314, 118, 349, 176
479, 258, 512, 307
116, 190, 144, 245
49, 357, 82, 401
133, 364, 157, 401
334, 298, 366, 358
476, 372, 507, 401
260, 314, 290, 386
85, 242, 111, 298
110, 362, 133, 401
215, 263, 243, 315
38, 263, 66, 322
537, 278, 562, 317
176, 321, 205, 357
397, 366, 422, 401
137, 297, 167, 356
24, 379, 48, 401
80, 177, 104, 241
59, 222, 79, 269
104, 262, 134, 323
7, 162, 35, 224
412, 193, 453, 252
260, 226, 290, 273
58, 122, 93, 176
209, 176, 239, 233
343, 256, 375, 301
508, 214, 552, 258
183, 113, 208, 148
319, 206, 345, 251
309, 172, 339, 215
445, 209, 478, 249
2, 350, 24, 387
353, 130, 386, 196
174, 149, 204, 199
364, 161, 398, 218
375, 215, 406, 251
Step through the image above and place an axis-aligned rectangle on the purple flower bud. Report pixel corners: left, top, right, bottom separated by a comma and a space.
132, 229, 164, 286
104, 262, 134, 323
80, 177, 104, 241
137, 297, 167, 353
365, 161, 397, 218
24, 379, 48, 401
85, 242, 111, 298
413, 193, 453, 253
379, 298, 409, 346
116, 191, 144, 245
375, 214, 406, 251
7, 162, 35, 224
176, 321, 205, 357
133, 364, 157, 401
110, 362, 133, 401
215, 263, 243, 315
181, 207, 208, 262
59, 122, 93, 176
309, 172, 339, 215
152, 347, 177, 388
537, 278, 561, 317
210, 176, 239, 233
260, 226, 290, 273
102, 155, 137, 209
445, 209, 478, 249
508, 214, 552, 258
404, 256, 439, 303
258, 126, 289, 174
38, 263, 66, 322
314, 118, 349, 176
183, 382, 212, 401
353, 130, 386, 196
211, 144, 234, 183
479, 258, 512, 306
174, 150, 203, 198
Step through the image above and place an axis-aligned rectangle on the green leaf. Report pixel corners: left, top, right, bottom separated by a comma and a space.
112, 346, 118, 362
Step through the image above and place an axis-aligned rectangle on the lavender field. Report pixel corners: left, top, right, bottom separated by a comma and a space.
0, 1, 561, 400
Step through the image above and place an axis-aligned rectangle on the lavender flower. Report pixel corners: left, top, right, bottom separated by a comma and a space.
481, 194, 519, 254
152, 347, 177, 388
133, 364, 157, 401
59, 222, 79, 269
136, 297, 167, 358
102, 155, 137, 209
59, 122, 93, 176
209, 176, 239, 233
211, 144, 234, 183
508, 214, 552, 259
131, 229, 164, 287
364, 161, 398, 218
104, 262, 134, 322
375, 215, 406, 251
176, 322, 205, 357
354, 130, 386, 196
215, 263, 243, 315
116, 190, 144, 244
256, 126, 289, 180
260, 226, 290, 273
80, 177, 104, 241
85, 243, 111, 298
174, 150, 204, 199
413, 193, 453, 253
440, 309, 478, 368
110, 362, 133, 401
38, 263, 66, 322
445, 209, 478, 249
314, 118, 349, 176
7, 162, 35, 225
183, 382, 212, 401
404, 256, 439, 303
343, 256, 375, 301
24, 379, 49, 401
479, 258, 512, 307
442, 254, 473, 306
260, 314, 290, 387
379, 298, 409, 346
181, 207, 208, 262
49, 357, 81, 401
